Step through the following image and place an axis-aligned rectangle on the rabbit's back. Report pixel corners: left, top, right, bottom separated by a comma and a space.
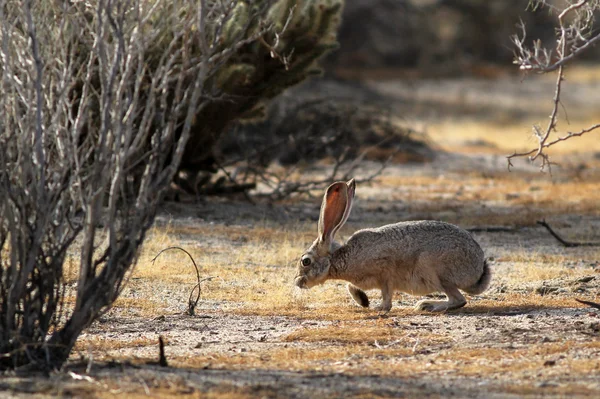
341, 220, 485, 294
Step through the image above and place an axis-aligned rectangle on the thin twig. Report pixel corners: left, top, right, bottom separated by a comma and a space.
158, 336, 168, 367
467, 226, 522, 233
537, 219, 600, 247
575, 298, 600, 310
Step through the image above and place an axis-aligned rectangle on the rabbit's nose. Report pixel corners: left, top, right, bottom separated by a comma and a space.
294, 276, 308, 289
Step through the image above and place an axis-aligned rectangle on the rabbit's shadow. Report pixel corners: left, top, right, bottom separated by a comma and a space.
364, 303, 584, 319
447, 304, 581, 317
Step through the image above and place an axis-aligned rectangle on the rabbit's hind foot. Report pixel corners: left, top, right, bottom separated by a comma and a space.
415, 287, 466, 312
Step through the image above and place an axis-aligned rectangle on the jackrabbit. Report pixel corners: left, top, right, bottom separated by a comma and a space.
294, 179, 491, 312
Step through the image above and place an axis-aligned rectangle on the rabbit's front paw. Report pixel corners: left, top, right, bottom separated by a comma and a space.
374, 303, 392, 312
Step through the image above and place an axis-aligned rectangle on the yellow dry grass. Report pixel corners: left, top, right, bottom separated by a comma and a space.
426, 114, 600, 156
74, 336, 157, 352
128, 206, 598, 321
378, 173, 600, 225
136, 222, 313, 284
553, 64, 600, 83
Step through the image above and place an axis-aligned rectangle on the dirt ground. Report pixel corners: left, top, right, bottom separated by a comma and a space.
2, 73, 600, 398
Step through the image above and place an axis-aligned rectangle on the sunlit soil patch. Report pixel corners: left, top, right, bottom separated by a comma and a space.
85, 376, 401, 399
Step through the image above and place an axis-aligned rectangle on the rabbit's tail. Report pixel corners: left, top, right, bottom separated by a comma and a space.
464, 259, 491, 295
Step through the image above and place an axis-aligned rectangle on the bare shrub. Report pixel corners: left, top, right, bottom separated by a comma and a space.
0, 0, 342, 371
510, 0, 600, 169
219, 98, 432, 200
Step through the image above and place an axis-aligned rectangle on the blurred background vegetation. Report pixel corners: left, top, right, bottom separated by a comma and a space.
207, 0, 600, 199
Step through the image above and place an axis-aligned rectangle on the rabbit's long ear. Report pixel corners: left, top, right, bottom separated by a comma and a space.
318, 180, 355, 250
339, 178, 356, 228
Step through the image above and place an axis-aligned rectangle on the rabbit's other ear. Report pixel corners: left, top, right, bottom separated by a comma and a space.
318, 181, 350, 250
339, 178, 356, 228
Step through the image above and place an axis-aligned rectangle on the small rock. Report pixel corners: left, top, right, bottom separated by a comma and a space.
543, 360, 556, 367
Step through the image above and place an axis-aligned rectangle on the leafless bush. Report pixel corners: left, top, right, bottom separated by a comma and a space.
0, 0, 297, 370
510, 0, 600, 170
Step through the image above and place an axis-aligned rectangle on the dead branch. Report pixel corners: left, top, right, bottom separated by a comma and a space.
219, 98, 428, 201
575, 298, 600, 310
537, 219, 600, 247
255, 143, 395, 201
158, 336, 168, 367
467, 226, 522, 233
508, 123, 600, 168
509, 0, 600, 170
213, 160, 256, 204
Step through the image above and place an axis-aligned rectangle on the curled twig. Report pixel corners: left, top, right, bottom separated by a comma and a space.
152, 246, 214, 315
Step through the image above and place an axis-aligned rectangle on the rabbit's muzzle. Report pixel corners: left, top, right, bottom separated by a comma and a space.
294, 275, 308, 289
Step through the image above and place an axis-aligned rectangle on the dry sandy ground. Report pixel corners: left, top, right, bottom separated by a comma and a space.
2, 74, 600, 398
4, 153, 600, 399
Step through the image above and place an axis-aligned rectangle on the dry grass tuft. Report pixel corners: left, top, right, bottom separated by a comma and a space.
502, 259, 594, 283
74, 336, 158, 352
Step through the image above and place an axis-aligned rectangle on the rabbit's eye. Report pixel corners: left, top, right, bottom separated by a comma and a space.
301, 257, 312, 266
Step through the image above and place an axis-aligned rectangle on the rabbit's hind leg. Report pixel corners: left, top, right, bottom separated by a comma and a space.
347, 283, 370, 308
415, 285, 466, 312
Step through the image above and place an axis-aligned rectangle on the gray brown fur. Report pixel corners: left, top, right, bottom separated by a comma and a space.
294, 180, 491, 312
